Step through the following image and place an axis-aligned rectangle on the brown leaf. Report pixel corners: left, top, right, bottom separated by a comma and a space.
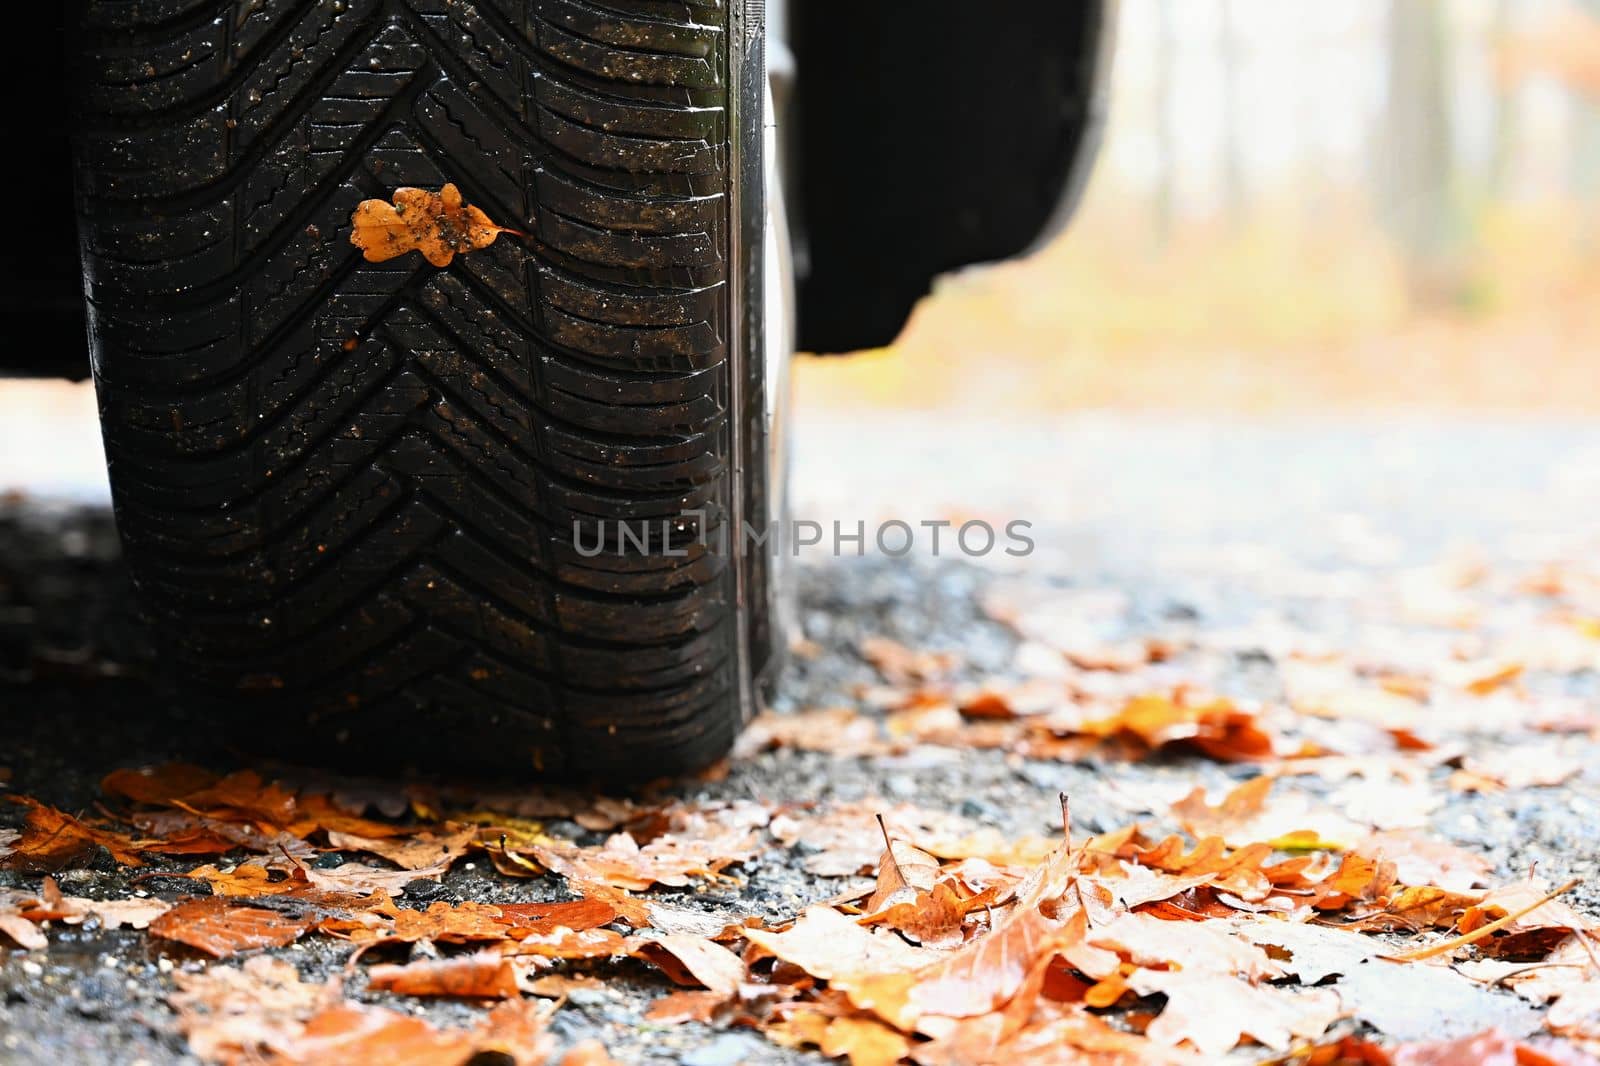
325, 824, 477, 871
1355, 830, 1492, 892
558, 1040, 623, 1066
860, 636, 960, 686
4, 797, 149, 869
1133, 970, 1341, 1057
0, 908, 47, 950
496, 897, 619, 937
645, 990, 730, 1024
102, 763, 220, 806
170, 956, 325, 1063
734, 707, 887, 758
1076, 692, 1277, 761
744, 905, 943, 993
771, 1010, 914, 1066
866, 813, 941, 913
349, 183, 508, 268
367, 951, 521, 999
527, 804, 763, 890
1389, 1027, 1597, 1065
630, 934, 745, 995
264, 998, 554, 1065
345, 900, 512, 946
503, 926, 629, 961
150, 897, 313, 957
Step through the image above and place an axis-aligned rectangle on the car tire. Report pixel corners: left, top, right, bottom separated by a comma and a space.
70, 0, 773, 778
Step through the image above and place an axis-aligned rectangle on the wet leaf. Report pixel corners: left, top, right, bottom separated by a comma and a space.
631, 934, 745, 994
866, 814, 940, 913
170, 956, 325, 1063
325, 824, 477, 871
367, 951, 522, 999
349, 183, 509, 268
265, 998, 554, 1064
3, 797, 149, 869
150, 897, 314, 958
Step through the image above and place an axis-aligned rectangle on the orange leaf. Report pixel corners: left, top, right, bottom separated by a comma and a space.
4, 797, 148, 869
366, 951, 521, 999
150, 897, 313, 957
349, 183, 507, 268
630, 934, 745, 994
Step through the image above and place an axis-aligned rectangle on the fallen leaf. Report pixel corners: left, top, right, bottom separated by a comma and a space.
1234, 917, 1541, 1042
1076, 692, 1277, 761
170, 956, 325, 1063
735, 707, 886, 758
495, 897, 619, 937
1355, 830, 1492, 892
645, 989, 730, 1023
1134, 968, 1342, 1057
866, 814, 941, 912
349, 183, 509, 268
326, 824, 476, 871
527, 804, 763, 891
1389, 1027, 1596, 1065
3, 797, 148, 869
558, 1040, 623, 1066
860, 636, 960, 686
367, 951, 521, 999
264, 998, 554, 1064
1173, 776, 1363, 849
630, 934, 745, 995
150, 897, 313, 958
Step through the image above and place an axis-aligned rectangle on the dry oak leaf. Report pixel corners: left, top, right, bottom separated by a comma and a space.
528, 805, 763, 890
860, 635, 960, 686
4, 797, 150, 869
1, 877, 170, 941
558, 1041, 623, 1066
261, 998, 554, 1066
845, 826, 1087, 1033
772, 1010, 912, 1066
1173, 775, 1363, 850
170, 956, 326, 1064
866, 815, 941, 913
367, 950, 522, 1000
630, 933, 746, 995
1133, 969, 1342, 1058
1354, 829, 1492, 893
734, 706, 887, 758
911, 1000, 1202, 1066
1076, 692, 1277, 761
343, 900, 513, 946
325, 823, 477, 871
349, 183, 509, 268
495, 897, 619, 937
150, 897, 314, 958
1389, 1027, 1600, 1065
0, 892, 48, 949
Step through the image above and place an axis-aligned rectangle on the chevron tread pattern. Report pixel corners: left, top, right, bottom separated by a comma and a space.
75, 0, 744, 777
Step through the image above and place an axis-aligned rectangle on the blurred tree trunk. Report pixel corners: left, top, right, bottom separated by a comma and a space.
1380, 0, 1465, 307
1154, 0, 1176, 246
1487, 0, 1518, 197
1218, 0, 1245, 226
1571, 0, 1600, 247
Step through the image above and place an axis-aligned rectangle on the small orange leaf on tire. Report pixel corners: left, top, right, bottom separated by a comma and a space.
349, 183, 509, 268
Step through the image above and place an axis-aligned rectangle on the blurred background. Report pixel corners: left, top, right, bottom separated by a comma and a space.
799, 0, 1600, 414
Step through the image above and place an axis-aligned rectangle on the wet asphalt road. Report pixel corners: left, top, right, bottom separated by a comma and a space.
3, 409, 1600, 1062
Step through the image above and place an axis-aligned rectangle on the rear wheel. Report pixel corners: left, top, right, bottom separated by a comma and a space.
71, 0, 771, 778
